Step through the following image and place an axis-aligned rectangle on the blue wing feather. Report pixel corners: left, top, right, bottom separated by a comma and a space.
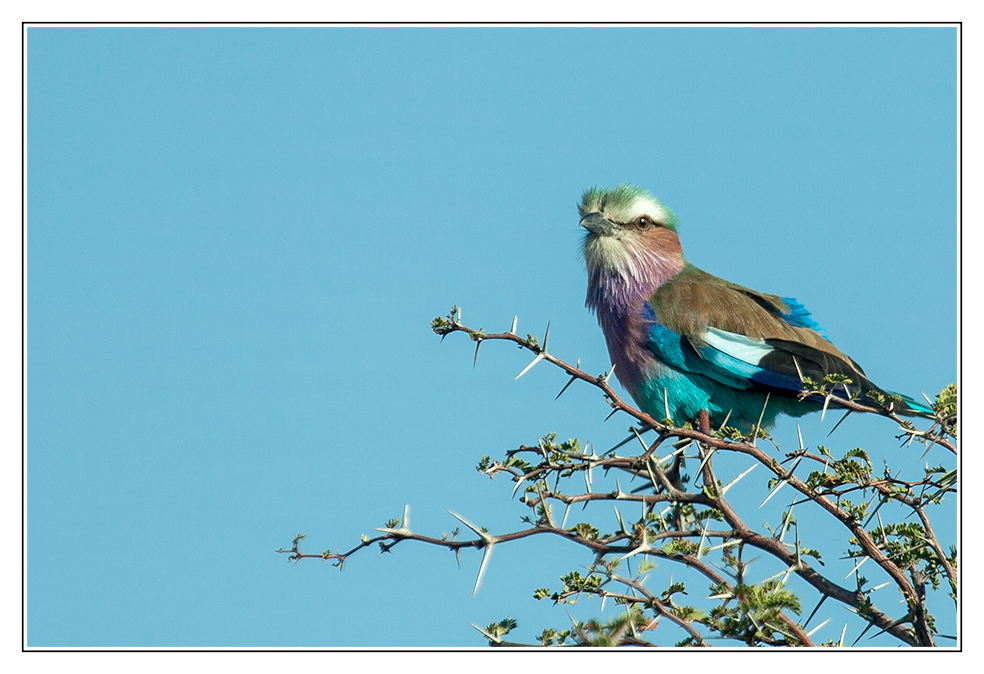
779, 296, 826, 335
642, 303, 806, 396
696, 327, 804, 393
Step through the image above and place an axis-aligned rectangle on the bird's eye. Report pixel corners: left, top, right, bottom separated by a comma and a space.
637, 217, 652, 230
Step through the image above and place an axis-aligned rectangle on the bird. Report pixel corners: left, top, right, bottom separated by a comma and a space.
579, 183, 932, 432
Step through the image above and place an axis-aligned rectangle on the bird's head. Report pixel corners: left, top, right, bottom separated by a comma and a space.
579, 184, 684, 289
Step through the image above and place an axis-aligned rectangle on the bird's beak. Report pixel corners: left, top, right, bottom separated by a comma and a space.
579, 212, 617, 236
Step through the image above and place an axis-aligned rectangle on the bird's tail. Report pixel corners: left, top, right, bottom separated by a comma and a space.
816, 373, 935, 418
862, 389, 934, 418
888, 391, 935, 418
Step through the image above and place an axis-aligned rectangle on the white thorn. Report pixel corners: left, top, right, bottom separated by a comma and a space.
716, 408, 732, 433
470, 622, 502, 644
806, 618, 832, 638
472, 542, 495, 598
535, 483, 556, 528
796, 423, 805, 451
792, 356, 805, 384
566, 611, 578, 629
752, 392, 770, 446
374, 504, 413, 536
509, 315, 518, 335
694, 444, 717, 480
705, 539, 742, 554
619, 528, 653, 562
542, 321, 551, 352
511, 474, 528, 498
660, 444, 686, 468
514, 353, 545, 380
721, 462, 758, 496
447, 510, 493, 544
821, 393, 832, 423
663, 388, 671, 421
643, 460, 661, 501
778, 504, 795, 544
844, 555, 869, 579
696, 518, 710, 560
759, 457, 801, 509
613, 505, 627, 534
757, 565, 795, 586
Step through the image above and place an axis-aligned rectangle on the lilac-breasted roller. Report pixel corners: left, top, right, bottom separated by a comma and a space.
580, 184, 931, 431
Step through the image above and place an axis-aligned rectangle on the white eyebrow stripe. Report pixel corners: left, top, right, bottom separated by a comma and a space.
615, 197, 671, 224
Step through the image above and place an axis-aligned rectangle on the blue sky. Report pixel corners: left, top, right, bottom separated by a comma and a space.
26, 26, 957, 648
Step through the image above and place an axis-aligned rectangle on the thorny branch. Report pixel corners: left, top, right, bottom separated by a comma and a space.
281, 309, 957, 648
